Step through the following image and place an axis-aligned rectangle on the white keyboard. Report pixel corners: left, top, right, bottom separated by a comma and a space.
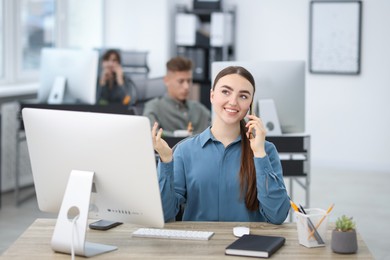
132, 228, 214, 241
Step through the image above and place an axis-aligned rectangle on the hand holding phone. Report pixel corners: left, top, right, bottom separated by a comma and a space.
89, 220, 123, 231
245, 114, 267, 158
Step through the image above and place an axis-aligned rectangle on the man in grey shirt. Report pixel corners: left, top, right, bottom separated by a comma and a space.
143, 56, 210, 136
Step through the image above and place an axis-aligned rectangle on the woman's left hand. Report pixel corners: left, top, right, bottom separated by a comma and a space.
152, 122, 173, 163
245, 114, 267, 158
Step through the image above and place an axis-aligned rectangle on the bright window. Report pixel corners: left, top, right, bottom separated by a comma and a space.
0, 0, 103, 88
0, 0, 3, 79
19, 0, 56, 72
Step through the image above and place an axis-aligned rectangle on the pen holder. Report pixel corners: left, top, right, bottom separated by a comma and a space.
295, 208, 329, 248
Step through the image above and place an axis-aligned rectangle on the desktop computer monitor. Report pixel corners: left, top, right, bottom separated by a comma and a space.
22, 108, 164, 257
37, 48, 99, 104
212, 61, 305, 135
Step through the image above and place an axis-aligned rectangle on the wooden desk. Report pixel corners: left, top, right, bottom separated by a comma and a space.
1, 218, 372, 259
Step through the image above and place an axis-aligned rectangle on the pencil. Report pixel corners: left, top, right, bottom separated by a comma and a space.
299, 204, 324, 244
307, 203, 334, 239
290, 200, 300, 212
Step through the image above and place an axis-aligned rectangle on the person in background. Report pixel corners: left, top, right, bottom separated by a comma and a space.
97, 49, 131, 105
142, 56, 210, 136
152, 66, 290, 224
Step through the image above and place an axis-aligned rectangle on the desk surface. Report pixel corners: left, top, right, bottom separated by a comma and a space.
1, 218, 372, 259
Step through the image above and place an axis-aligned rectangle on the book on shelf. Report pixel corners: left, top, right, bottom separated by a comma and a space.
225, 234, 285, 258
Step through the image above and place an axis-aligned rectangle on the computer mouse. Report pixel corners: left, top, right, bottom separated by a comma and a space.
233, 226, 250, 237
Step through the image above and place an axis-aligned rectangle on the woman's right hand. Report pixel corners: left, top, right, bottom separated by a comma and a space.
113, 63, 124, 85
99, 64, 112, 86
152, 122, 173, 162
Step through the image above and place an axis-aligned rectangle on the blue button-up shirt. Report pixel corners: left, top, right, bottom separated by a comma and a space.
158, 127, 290, 224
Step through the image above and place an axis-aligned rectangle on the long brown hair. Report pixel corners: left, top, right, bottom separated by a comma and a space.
102, 49, 121, 64
212, 66, 259, 211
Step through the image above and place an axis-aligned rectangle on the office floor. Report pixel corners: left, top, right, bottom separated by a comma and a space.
0, 166, 389, 259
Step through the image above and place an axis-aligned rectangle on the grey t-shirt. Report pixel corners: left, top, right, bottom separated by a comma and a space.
143, 95, 210, 136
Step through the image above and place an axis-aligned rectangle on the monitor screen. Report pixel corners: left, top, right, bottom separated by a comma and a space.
22, 108, 164, 256
212, 61, 305, 135
37, 48, 99, 104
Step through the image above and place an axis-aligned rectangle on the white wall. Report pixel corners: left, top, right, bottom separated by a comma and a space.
225, 0, 390, 172
105, 0, 390, 172
103, 0, 171, 77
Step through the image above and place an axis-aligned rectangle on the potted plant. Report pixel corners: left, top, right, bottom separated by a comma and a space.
331, 215, 358, 254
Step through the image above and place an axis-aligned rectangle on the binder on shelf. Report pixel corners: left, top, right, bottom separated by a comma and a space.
193, 0, 222, 11
210, 12, 233, 47
175, 14, 200, 46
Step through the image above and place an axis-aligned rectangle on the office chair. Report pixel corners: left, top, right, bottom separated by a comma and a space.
131, 77, 166, 115
121, 50, 150, 81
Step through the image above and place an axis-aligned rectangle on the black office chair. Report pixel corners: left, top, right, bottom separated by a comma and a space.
121, 50, 150, 80
131, 77, 166, 115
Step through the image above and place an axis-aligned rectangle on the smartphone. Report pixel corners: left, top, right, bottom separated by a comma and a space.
89, 220, 123, 231
245, 113, 256, 139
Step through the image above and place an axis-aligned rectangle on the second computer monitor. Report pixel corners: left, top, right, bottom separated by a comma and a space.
37, 48, 99, 104
212, 60, 305, 134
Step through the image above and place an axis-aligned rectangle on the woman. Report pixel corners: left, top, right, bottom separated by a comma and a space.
97, 49, 131, 105
152, 66, 290, 224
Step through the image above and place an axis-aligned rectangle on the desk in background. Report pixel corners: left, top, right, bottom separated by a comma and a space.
267, 135, 310, 220
1, 218, 373, 259
0, 102, 136, 205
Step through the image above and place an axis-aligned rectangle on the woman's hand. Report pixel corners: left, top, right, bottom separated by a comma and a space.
113, 63, 124, 86
99, 61, 114, 86
245, 114, 267, 158
152, 122, 173, 162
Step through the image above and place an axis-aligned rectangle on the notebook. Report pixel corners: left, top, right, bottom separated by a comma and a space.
225, 234, 285, 258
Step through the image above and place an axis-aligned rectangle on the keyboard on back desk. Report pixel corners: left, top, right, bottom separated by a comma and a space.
132, 228, 214, 241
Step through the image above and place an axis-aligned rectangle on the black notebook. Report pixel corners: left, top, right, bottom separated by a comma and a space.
225, 234, 285, 258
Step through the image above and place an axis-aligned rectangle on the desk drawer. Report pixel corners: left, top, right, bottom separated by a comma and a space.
281, 160, 307, 177
267, 136, 309, 153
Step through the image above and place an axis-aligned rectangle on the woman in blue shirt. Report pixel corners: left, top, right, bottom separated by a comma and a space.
152, 66, 290, 224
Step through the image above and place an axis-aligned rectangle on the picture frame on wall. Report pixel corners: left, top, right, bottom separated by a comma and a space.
309, 1, 362, 75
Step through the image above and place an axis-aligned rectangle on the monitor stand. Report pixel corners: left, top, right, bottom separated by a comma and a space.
48, 76, 66, 104
51, 170, 117, 257
258, 99, 282, 136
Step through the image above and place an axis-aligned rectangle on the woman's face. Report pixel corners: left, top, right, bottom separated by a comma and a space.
103, 53, 120, 72
210, 73, 254, 125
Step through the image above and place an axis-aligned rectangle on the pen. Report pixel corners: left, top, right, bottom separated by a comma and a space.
308, 203, 335, 240
299, 204, 324, 244
298, 204, 306, 214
